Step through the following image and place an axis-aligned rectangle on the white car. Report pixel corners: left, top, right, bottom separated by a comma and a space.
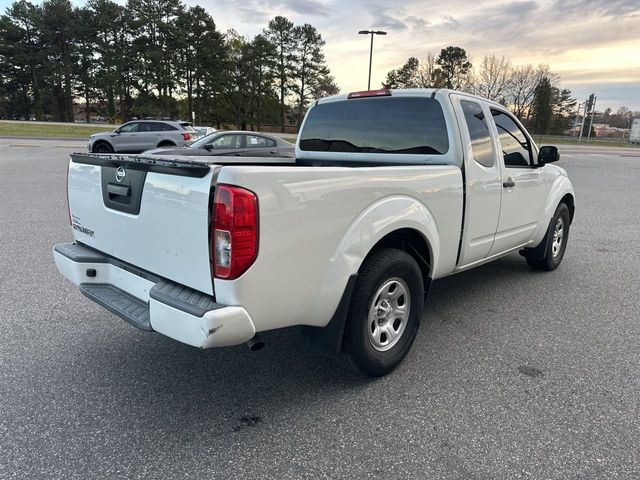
192, 126, 217, 138
54, 88, 575, 376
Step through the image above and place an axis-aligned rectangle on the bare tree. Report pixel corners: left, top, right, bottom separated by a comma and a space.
416, 52, 444, 88
506, 64, 556, 121
474, 54, 512, 102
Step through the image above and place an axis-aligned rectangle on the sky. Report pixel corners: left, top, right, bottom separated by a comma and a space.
185, 0, 640, 112
3, 0, 639, 111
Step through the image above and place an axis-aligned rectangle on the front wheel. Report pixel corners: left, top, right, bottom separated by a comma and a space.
92, 142, 113, 153
343, 248, 424, 376
525, 203, 571, 271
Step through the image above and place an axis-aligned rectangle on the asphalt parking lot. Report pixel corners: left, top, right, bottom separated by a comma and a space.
1, 139, 639, 479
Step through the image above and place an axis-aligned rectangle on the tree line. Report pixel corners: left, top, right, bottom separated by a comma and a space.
384, 47, 581, 136
0, 0, 338, 130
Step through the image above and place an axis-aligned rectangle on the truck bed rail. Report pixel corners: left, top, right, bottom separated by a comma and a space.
71, 152, 212, 177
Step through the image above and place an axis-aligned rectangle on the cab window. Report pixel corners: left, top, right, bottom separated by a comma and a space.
299, 97, 449, 157
461, 100, 495, 168
490, 109, 532, 167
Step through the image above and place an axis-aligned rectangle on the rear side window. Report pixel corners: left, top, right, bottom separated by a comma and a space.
460, 100, 495, 167
157, 123, 178, 131
299, 97, 449, 156
139, 122, 163, 132
246, 135, 276, 148
491, 109, 532, 167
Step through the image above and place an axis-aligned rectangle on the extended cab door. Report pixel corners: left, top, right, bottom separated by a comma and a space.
488, 108, 546, 255
451, 94, 502, 266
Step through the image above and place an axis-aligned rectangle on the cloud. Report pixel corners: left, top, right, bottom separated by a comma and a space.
371, 13, 408, 31
550, 0, 640, 18
406, 15, 431, 33
284, 0, 330, 17
235, 3, 273, 23
464, 1, 540, 38
438, 15, 460, 30
194, 0, 330, 26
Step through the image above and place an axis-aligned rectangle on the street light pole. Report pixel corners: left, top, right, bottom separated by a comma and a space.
358, 30, 387, 90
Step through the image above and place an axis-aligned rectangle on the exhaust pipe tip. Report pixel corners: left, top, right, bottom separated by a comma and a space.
246, 335, 265, 352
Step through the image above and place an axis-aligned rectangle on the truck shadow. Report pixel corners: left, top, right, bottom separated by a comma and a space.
70, 252, 538, 435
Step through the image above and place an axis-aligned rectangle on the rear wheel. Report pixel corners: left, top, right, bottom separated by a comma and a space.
157, 141, 175, 148
343, 248, 424, 376
92, 141, 113, 153
525, 203, 571, 271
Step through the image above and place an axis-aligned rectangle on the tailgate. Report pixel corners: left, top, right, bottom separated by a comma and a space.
68, 153, 216, 295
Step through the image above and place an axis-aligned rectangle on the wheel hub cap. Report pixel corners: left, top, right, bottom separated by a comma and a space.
552, 217, 564, 258
367, 278, 411, 352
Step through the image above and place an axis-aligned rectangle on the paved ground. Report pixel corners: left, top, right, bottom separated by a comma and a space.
1, 141, 639, 479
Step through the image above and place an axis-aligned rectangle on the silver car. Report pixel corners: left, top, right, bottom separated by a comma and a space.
87, 120, 197, 153
143, 131, 295, 158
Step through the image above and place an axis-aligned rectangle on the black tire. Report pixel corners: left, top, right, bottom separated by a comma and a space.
92, 141, 113, 153
343, 248, 424, 377
525, 202, 571, 271
157, 141, 175, 148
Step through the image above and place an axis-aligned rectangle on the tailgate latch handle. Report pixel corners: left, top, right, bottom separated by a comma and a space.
107, 183, 131, 197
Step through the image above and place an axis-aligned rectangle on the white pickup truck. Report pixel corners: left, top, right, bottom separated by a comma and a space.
54, 89, 575, 376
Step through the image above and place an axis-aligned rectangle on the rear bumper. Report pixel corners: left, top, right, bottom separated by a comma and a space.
53, 242, 256, 348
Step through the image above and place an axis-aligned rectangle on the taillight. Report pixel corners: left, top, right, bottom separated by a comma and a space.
212, 185, 258, 280
182, 132, 191, 141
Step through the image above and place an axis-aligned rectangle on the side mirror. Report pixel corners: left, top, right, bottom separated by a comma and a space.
538, 145, 559, 165
204, 144, 214, 151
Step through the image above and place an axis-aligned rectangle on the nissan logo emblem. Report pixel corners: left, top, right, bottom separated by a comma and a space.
115, 166, 126, 183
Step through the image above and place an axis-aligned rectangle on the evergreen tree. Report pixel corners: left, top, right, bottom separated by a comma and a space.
264, 16, 295, 132
435, 46, 472, 90
291, 23, 328, 127
532, 76, 553, 134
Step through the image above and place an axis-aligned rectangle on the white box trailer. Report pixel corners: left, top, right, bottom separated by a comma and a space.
630, 119, 640, 145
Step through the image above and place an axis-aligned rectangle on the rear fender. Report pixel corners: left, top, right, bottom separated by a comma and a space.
304, 196, 438, 353
315, 195, 438, 309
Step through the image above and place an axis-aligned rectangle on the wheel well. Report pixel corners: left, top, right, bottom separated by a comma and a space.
560, 193, 575, 223
363, 228, 432, 293
92, 140, 111, 150
157, 140, 176, 147
300, 228, 433, 355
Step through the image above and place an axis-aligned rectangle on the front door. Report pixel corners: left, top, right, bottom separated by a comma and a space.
488, 108, 546, 255
206, 134, 245, 156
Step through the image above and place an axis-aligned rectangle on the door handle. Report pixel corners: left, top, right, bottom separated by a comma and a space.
269, 150, 276, 154
503, 178, 515, 188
